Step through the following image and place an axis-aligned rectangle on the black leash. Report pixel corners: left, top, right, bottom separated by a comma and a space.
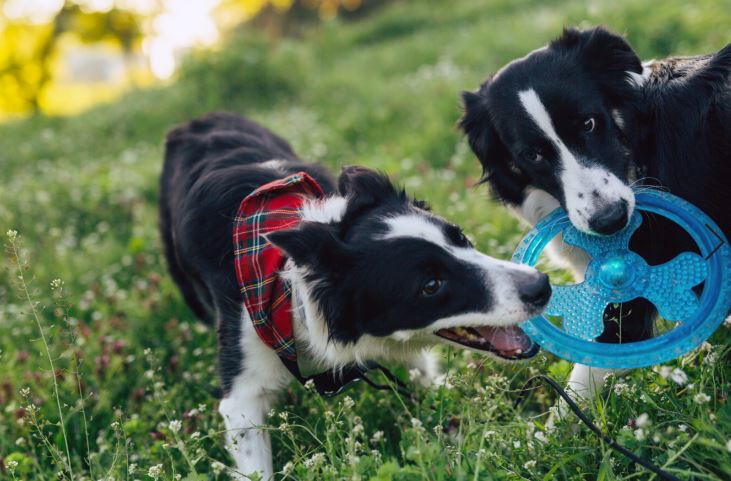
515, 375, 682, 481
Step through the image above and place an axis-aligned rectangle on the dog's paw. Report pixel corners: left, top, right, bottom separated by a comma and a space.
407, 350, 443, 388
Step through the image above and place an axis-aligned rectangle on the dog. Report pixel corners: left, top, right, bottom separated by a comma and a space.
159, 112, 552, 479
459, 27, 731, 407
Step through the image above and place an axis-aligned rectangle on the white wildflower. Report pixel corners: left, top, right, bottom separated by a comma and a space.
693, 392, 711, 404
168, 419, 182, 433
724, 315, 731, 327
679, 424, 688, 433
191, 431, 201, 439
613, 382, 629, 396
50, 278, 63, 289
513, 441, 521, 448
211, 461, 226, 474
408, 368, 422, 382
303, 452, 325, 468
656, 365, 672, 380
342, 396, 355, 409
410, 418, 423, 430
523, 460, 537, 469
370, 430, 384, 444
703, 351, 718, 365
370, 449, 382, 463
304, 379, 315, 391
726, 439, 731, 453
6, 229, 18, 241
7, 460, 19, 470
670, 368, 688, 386
634, 428, 646, 441
282, 461, 295, 475
128, 463, 137, 475
147, 464, 163, 479
636, 413, 651, 428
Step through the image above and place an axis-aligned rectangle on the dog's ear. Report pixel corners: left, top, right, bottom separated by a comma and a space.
266, 222, 352, 269
267, 223, 360, 343
338, 166, 400, 218
558, 27, 642, 102
459, 89, 529, 205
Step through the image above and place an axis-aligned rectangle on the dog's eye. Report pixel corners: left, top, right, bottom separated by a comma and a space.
421, 278, 443, 296
525, 149, 544, 163
583, 117, 596, 133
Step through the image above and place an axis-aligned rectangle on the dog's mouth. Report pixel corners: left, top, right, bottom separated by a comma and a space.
435, 325, 539, 360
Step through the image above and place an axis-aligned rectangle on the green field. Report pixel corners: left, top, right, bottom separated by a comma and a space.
1, 0, 730, 479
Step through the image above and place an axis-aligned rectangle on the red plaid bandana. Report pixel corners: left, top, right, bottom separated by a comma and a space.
233, 172, 325, 363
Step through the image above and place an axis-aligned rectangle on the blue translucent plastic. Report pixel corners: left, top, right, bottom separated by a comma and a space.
512, 190, 731, 368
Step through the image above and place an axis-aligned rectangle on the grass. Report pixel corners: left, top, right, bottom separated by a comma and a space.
0, 0, 730, 479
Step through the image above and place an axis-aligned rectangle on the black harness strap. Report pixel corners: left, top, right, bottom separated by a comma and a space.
283, 359, 412, 398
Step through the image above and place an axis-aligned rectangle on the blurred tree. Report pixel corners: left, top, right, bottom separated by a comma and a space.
216, 0, 390, 37
0, 1, 145, 115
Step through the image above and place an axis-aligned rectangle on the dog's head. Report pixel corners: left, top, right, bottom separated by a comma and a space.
267, 166, 550, 361
460, 27, 644, 235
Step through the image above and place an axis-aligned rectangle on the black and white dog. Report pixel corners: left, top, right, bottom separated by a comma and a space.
159, 112, 551, 479
460, 27, 731, 404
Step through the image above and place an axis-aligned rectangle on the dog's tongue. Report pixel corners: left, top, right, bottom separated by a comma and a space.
474, 325, 533, 355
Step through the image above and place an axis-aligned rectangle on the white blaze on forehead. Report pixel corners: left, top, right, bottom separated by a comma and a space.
380, 214, 449, 248
517, 88, 634, 232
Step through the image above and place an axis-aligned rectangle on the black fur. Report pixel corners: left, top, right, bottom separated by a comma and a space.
460, 27, 731, 344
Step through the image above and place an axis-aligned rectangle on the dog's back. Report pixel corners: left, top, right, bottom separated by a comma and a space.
158, 112, 334, 323
639, 45, 731, 237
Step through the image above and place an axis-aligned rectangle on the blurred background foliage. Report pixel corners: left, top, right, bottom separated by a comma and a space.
0, 0, 373, 117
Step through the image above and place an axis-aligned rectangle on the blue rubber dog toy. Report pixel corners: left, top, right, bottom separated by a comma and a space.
512, 190, 731, 368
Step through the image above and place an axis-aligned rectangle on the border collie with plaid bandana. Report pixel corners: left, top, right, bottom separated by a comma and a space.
159, 112, 551, 479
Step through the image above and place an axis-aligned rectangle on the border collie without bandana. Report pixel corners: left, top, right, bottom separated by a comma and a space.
159, 112, 551, 479
460, 27, 731, 404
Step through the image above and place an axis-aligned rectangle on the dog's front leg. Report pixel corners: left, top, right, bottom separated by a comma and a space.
218, 317, 291, 480
406, 348, 442, 388
219, 385, 277, 480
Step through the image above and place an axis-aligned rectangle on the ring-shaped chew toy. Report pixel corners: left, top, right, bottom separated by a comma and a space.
512, 190, 731, 369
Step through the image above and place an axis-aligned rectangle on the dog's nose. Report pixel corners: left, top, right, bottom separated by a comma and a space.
589, 200, 629, 235
516, 272, 552, 308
